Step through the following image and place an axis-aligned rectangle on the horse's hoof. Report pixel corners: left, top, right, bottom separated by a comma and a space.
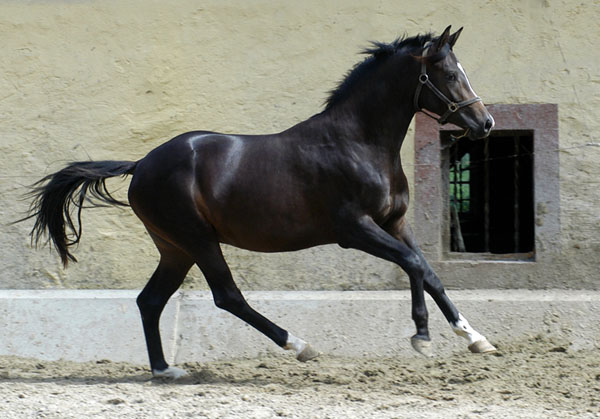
152, 366, 188, 380
468, 338, 497, 353
411, 335, 433, 358
297, 344, 320, 362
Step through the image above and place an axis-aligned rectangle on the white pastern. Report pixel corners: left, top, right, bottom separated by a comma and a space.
284, 332, 308, 355
285, 333, 320, 362
152, 366, 188, 380
451, 313, 485, 345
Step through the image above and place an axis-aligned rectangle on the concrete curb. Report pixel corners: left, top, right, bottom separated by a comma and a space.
0, 290, 598, 365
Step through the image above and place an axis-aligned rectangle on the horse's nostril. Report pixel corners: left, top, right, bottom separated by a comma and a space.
484, 117, 493, 132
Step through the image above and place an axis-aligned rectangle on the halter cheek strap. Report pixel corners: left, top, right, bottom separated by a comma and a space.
414, 44, 482, 125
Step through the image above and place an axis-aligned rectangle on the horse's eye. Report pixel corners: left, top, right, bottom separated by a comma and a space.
446, 72, 457, 82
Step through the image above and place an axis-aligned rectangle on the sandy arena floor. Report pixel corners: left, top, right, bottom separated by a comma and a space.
0, 335, 598, 418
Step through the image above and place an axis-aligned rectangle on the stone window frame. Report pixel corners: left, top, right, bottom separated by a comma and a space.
413, 104, 560, 267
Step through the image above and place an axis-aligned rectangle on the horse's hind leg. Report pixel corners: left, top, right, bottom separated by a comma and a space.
137, 234, 194, 379
191, 240, 319, 362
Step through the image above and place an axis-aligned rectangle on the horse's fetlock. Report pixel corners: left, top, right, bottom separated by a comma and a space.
412, 307, 429, 323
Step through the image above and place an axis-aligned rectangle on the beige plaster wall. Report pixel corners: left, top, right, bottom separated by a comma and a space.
1, 1, 598, 290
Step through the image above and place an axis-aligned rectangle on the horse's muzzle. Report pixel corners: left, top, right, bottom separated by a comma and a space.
468, 113, 495, 140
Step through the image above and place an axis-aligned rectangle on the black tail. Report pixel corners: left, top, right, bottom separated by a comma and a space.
24, 160, 138, 267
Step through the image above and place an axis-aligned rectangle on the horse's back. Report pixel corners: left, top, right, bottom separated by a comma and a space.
128, 130, 337, 251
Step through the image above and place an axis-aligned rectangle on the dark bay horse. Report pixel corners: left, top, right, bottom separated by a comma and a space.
26, 26, 496, 378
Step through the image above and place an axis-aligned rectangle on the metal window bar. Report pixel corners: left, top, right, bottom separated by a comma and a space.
450, 151, 470, 214
483, 137, 490, 253
513, 135, 520, 253
450, 146, 469, 252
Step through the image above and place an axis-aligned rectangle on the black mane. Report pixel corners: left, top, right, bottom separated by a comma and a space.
324, 33, 434, 110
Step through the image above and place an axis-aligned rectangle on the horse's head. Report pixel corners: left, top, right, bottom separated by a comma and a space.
414, 26, 494, 140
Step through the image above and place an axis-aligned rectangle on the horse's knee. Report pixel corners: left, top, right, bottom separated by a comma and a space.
424, 275, 446, 296
137, 291, 166, 316
213, 290, 246, 314
213, 295, 229, 310
402, 253, 426, 278
136, 292, 149, 311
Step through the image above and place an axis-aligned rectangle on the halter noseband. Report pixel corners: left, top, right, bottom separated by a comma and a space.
414, 43, 482, 125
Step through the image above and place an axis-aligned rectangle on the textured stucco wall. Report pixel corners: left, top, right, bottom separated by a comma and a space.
1, 1, 598, 290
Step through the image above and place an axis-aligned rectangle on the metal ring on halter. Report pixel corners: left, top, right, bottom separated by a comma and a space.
419, 74, 429, 84
448, 103, 459, 112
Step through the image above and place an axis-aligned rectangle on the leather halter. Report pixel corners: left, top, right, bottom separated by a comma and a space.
414, 43, 482, 125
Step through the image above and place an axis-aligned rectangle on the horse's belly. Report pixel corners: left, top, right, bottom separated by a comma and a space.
220, 234, 332, 253
209, 207, 335, 252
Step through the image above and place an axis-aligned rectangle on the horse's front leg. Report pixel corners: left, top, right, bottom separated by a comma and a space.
388, 219, 496, 354
337, 215, 435, 356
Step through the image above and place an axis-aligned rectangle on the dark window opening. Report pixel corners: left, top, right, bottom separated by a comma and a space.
445, 131, 535, 256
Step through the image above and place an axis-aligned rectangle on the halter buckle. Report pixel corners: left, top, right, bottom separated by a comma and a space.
448, 103, 459, 112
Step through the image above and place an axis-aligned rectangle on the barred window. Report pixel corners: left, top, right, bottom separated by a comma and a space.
414, 104, 559, 264
445, 131, 534, 257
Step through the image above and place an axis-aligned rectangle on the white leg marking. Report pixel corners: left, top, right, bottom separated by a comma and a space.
285, 333, 319, 362
284, 333, 308, 354
152, 366, 188, 380
452, 313, 485, 345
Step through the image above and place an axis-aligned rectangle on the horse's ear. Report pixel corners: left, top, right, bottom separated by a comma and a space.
434, 25, 452, 51
448, 27, 463, 48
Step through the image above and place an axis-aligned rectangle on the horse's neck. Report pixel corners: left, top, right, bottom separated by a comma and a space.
319, 98, 415, 157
